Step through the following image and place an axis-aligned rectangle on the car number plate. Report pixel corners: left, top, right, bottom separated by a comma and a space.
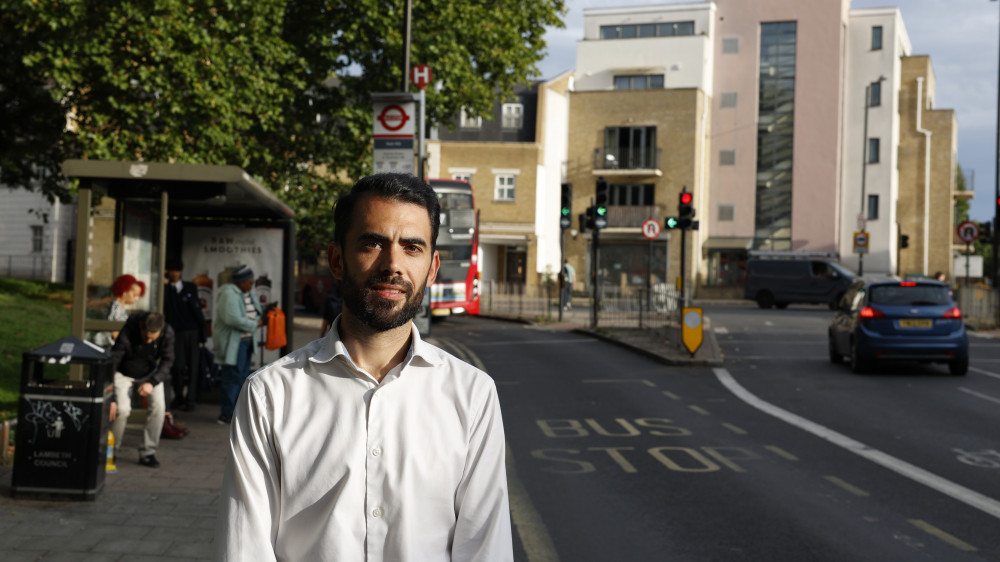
899, 319, 932, 328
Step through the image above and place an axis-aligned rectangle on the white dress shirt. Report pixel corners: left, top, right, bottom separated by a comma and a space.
216, 320, 513, 562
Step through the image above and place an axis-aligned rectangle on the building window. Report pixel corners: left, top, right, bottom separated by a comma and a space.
502, 103, 523, 129
707, 249, 748, 287
603, 126, 657, 169
494, 174, 516, 201
609, 183, 654, 206
460, 108, 482, 129
718, 204, 735, 222
870, 81, 882, 106
720, 92, 738, 108
868, 138, 880, 163
600, 21, 694, 39
867, 195, 879, 220
31, 225, 43, 253
722, 37, 739, 54
753, 21, 797, 251
720, 150, 736, 166
871, 26, 883, 50
614, 74, 664, 90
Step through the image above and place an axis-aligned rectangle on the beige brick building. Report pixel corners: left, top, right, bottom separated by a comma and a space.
896, 56, 958, 279
565, 88, 709, 296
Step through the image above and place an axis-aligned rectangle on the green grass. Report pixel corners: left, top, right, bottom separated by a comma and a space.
0, 278, 74, 421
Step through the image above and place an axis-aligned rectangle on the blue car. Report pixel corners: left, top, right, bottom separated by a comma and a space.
828, 279, 968, 375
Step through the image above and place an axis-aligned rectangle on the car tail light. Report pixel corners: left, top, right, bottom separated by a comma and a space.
942, 307, 962, 319
859, 306, 885, 319
900, 281, 917, 286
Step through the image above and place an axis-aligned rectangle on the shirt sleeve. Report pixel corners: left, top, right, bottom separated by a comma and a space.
451, 379, 514, 562
216, 380, 281, 562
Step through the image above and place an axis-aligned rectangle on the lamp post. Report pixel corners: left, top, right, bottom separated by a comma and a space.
859, 74, 887, 276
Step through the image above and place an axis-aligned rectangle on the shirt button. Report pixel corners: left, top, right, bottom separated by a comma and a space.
372, 508, 383, 518
372, 447, 382, 457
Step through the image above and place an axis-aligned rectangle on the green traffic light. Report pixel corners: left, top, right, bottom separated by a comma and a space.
561, 207, 571, 216
665, 217, 679, 229
596, 206, 607, 216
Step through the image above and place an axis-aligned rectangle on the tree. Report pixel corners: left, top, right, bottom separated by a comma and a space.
0, 0, 566, 257
954, 163, 970, 223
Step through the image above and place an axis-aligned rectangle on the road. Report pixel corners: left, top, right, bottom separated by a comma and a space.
431, 308, 1000, 561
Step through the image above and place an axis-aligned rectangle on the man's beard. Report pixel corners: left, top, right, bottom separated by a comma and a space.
341, 268, 428, 332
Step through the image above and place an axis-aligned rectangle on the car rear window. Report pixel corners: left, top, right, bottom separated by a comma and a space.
868, 284, 951, 306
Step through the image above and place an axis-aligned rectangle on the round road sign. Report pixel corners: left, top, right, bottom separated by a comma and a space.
642, 218, 661, 240
957, 221, 980, 243
376, 104, 410, 132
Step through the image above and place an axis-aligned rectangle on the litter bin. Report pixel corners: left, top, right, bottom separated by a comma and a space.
11, 336, 114, 500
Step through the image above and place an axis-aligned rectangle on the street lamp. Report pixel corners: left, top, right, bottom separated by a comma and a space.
859, 74, 888, 276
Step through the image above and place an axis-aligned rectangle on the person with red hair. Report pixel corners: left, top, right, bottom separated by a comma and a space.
95, 274, 146, 348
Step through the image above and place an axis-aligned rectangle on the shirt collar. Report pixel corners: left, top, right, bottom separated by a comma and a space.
309, 317, 442, 369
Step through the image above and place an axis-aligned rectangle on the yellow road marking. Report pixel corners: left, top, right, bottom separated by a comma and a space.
823, 475, 869, 497
661, 391, 680, 400
688, 405, 710, 416
908, 519, 978, 552
764, 446, 798, 461
506, 444, 560, 561
721, 423, 747, 435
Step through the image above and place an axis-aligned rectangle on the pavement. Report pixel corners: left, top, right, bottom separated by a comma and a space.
0, 307, 798, 560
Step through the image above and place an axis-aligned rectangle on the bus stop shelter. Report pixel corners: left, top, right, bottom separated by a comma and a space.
62, 159, 296, 377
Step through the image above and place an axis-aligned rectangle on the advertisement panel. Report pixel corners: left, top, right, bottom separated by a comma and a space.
181, 226, 285, 368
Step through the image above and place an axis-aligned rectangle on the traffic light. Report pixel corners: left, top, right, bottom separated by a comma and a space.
560, 182, 572, 229
664, 217, 679, 229
595, 176, 609, 218
582, 206, 596, 231
678, 187, 695, 229
980, 221, 993, 244
900, 234, 909, 249
560, 183, 572, 218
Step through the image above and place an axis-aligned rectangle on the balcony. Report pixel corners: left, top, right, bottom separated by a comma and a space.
605, 205, 661, 228
593, 147, 662, 177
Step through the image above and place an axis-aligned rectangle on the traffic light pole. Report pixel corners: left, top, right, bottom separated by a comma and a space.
679, 227, 687, 310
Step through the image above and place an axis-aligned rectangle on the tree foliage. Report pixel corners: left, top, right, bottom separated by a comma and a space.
1, 0, 565, 257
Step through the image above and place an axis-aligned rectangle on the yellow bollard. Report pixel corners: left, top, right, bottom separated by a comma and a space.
105, 431, 117, 474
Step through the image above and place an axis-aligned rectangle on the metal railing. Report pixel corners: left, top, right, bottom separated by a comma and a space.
479, 280, 682, 328
593, 147, 661, 171
1, 255, 50, 281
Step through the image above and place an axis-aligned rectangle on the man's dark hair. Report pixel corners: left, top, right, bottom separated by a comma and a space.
141, 312, 165, 334
333, 173, 441, 251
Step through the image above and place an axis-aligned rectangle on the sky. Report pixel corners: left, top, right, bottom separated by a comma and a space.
533, 0, 1000, 223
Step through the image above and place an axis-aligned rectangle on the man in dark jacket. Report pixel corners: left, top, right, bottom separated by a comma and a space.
110, 311, 174, 468
164, 258, 207, 411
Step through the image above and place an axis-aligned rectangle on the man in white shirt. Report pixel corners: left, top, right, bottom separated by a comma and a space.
216, 173, 513, 561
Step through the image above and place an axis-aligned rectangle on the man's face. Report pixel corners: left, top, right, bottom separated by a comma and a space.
166, 270, 182, 283
142, 329, 161, 344
328, 195, 439, 332
237, 279, 254, 293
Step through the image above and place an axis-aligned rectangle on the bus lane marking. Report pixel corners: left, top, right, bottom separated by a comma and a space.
823, 475, 870, 497
714, 368, 1000, 521
907, 519, 978, 552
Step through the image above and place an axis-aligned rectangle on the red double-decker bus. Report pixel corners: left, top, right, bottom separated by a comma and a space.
428, 179, 480, 316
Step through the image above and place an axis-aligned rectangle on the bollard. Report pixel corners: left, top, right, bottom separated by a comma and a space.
1, 420, 10, 461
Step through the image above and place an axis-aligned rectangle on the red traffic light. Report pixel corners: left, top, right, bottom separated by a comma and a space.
680, 192, 693, 205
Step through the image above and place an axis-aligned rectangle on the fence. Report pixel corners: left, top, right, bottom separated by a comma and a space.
956, 285, 998, 329
1, 255, 51, 281
479, 280, 683, 329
